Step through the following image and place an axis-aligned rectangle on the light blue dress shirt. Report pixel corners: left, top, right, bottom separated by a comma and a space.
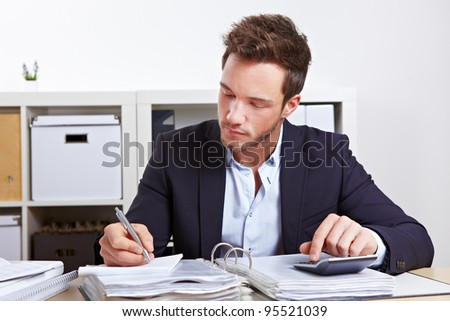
222, 127, 284, 256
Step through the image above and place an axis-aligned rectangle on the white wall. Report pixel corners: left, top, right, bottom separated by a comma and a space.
1, 0, 449, 266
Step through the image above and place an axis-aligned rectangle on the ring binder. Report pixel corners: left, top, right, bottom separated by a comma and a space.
224, 248, 252, 270
210, 242, 233, 267
210, 242, 252, 270
214, 252, 397, 300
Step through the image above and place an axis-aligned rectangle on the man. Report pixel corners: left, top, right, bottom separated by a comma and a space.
98, 14, 433, 274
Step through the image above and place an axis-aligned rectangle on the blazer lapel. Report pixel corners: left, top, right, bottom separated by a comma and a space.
199, 121, 226, 259
280, 120, 308, 254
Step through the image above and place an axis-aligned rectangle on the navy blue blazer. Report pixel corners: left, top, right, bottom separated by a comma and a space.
124, 119, 433, 274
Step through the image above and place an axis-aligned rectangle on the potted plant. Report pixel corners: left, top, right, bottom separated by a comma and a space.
22, 60, 39, 90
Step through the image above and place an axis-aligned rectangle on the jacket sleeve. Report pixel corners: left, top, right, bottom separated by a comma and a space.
125, 132, 174, 257
337, 135, 434, 274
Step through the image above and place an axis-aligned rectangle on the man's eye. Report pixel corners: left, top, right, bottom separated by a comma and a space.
250, 102, 264, 108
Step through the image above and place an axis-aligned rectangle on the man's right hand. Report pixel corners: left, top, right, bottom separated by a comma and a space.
99, 222, 155, 266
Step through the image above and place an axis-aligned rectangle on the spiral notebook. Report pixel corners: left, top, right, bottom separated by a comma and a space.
0, 259, 77, 301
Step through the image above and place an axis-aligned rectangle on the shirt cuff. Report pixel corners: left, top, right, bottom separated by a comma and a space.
368, 229, 387, 268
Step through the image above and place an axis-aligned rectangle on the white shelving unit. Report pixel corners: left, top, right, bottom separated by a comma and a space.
0, 91, 137, 259
0, 88, 356, 260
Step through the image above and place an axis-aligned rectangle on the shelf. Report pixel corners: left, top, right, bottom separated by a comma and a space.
0, 91, 136, 106
23, 199, 124, 207
0, 202, 23, 208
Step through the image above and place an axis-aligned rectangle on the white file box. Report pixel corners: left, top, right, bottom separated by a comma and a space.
305, 104, 335, 132
288, 104, 335, 132
0, 215, 21, 260
30, 115, 122, 201
287, 104, 306, 126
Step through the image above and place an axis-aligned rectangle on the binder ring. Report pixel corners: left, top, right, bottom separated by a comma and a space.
224, 247, 252, 270
210, 242, 234, 267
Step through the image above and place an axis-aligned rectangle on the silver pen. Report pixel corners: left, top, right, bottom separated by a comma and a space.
114, 207, 152, 263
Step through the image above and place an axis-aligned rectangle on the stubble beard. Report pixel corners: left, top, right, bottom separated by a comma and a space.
220, 115, 282, 156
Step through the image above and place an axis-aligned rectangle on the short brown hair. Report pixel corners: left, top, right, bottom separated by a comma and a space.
222, 14, 312, 106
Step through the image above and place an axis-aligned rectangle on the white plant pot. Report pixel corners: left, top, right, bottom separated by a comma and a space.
24, 81, 39, 91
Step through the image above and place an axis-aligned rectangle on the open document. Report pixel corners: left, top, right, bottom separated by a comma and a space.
215, 253, 396, 300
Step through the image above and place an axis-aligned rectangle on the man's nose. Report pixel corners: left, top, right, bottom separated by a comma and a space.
227, 100, 245, 124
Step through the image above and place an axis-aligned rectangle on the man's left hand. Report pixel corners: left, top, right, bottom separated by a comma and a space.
299, 213, 377, 261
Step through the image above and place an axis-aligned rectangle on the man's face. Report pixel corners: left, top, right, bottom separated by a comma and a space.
218, 55, 287, 152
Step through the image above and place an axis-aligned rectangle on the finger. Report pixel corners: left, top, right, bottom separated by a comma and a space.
102, 223, 151, 265
107, 249, 149, 267
101, 234, 151, 266
330, 218, 360, 257
348, 228, 378, 257
106, 222, 152, 256
309, 213, 340, 261
131, 223, 154, 253
103, 223, 139, 253
299, 242, 329, 257
299, 241, 328, 254
299, 241, 312, 254
99, 225, 122, 255
99, 237, 123, 266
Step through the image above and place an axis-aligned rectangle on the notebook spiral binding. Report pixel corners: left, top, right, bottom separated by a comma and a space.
210, 242, 252, 270
6, 270, 78, 301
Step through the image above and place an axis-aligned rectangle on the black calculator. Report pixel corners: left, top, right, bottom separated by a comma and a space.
293, 254, 378, 276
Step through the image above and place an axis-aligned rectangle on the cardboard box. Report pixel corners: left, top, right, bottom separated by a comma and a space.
30, 115, 122, 200
0, 114, 22, 201
33, 232, 101, 273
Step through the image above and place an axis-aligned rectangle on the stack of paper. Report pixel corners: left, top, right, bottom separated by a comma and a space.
216, 254, 396, 300
79, 255, 241, 301
0, 258, 76, 300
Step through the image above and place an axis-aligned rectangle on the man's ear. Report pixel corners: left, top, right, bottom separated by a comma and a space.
281, 94, 301, 118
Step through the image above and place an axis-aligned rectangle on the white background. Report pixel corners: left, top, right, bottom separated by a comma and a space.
0, 301, 448, 319
1, 0, 448, 266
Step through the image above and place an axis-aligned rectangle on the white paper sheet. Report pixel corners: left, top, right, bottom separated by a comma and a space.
78, 254, 183, 276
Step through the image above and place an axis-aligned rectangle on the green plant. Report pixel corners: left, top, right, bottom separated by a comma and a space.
22, 60, 39, 80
